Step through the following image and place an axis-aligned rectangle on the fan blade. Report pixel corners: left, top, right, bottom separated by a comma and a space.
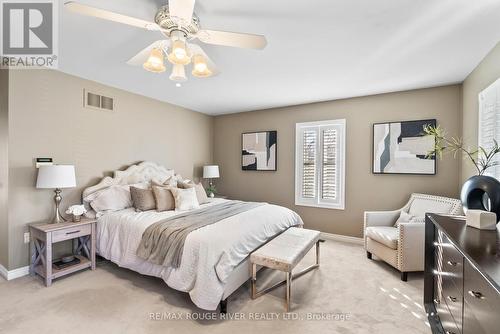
127, 40, 169, 66
65, 1, 163, 32
196, 29, 267, 50
169, 0, 195, 24
187, 43, 220, 75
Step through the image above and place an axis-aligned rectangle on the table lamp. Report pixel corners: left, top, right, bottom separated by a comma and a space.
36, 165, 76, 224
203, 165, 220, 198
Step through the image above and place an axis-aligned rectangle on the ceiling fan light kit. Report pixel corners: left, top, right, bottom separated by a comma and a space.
65, 0, 267, 84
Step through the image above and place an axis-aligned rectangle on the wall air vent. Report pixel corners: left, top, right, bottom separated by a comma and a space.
83, 89, 114, 111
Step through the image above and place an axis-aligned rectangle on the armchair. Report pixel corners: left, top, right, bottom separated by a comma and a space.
364, 193, 463, 281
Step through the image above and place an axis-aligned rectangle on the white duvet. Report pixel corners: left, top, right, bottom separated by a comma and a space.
96, 198, 303, 310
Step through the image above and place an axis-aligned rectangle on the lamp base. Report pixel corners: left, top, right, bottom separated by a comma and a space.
48, 188, 67, 224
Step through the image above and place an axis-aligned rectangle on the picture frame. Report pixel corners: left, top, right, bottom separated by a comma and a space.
372, 119, 436, 175
241, 131, 277, 171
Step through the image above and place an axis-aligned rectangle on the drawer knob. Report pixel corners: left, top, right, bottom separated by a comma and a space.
446, 260, 459, 267
468, 290, 485, 300
447, 296, 458, 303
66, 230, 81, 235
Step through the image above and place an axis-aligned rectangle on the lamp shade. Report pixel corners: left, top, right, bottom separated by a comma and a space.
203, 165, 220, 179
36, 165, 76, 189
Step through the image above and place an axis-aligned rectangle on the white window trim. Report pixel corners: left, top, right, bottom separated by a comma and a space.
295, 119, 346, 210
478, 77, 500, 180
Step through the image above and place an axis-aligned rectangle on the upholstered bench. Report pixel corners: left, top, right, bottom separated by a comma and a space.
250, 227, 323, 312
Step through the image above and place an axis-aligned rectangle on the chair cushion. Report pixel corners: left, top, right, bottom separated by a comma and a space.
366, 226, 399, 250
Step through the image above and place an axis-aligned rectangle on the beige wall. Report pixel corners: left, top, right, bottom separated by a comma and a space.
214, 85, 462, 237
0, 70, 8, 268
461, 42, 500, 183
7, 69, 213, 269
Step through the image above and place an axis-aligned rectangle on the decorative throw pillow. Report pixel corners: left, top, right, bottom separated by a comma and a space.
169, 187, 200, 211
152, 186, 175, 212
87, 185, 133, 214
395, 211, 423, 227
161, 174, 184, 187
130, 186, 156, 212
182, 183, 209, 204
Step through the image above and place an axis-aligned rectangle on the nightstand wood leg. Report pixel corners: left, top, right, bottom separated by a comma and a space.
45, 234, 52, 287
90, 223, 96, 270
29, 237, 36, 276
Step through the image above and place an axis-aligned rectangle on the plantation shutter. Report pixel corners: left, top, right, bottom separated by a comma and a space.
479, 78, 500, 179
322, 128, 337, 200
302, 130, 317, 198
295, 120, 345, 210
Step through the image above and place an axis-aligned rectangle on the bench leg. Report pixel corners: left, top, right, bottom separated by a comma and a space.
251, 263, 257, 299
286, 272, 292, 312
316, 240, 321, 265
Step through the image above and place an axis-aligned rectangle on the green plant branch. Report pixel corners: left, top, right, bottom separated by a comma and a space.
424, 125, 499, 176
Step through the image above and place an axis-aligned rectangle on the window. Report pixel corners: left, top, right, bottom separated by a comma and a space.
295, 119, 346, 209
479, 78, 500, 179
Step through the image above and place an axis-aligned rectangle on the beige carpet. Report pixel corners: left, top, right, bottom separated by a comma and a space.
0, 240, 430, 334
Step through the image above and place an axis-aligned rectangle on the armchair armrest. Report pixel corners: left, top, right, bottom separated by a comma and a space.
364, 210, 401, 229
398, 222, 425, 272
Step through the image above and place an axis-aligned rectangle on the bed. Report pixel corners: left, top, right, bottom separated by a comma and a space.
82, 162, 303, 310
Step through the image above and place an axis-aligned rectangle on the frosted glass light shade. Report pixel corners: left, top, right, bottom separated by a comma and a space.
192, 54, 213, 78
203, 165, 220, 179
168, 39, 191, 65
36, 165, 76, 189
169, 64, 187, 82
143, 48, 166, 73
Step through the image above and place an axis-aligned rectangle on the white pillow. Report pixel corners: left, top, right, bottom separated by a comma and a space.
395, 211, 423, 227
84, 182, 150, 216
170, 187, 200, 211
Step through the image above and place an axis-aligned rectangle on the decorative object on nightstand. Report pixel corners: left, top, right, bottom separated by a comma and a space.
66, 204, 87, 222
466, 209, 497, 230
29, 218, 96, 287
203, 165, 220, 198
36, 165, 76, 224
424, 125, 500, 222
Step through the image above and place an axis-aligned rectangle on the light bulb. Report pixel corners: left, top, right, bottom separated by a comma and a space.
143, 48, 166, 73
192, 54, 212, 78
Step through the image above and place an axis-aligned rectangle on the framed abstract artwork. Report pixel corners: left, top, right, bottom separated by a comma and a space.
242, 131, 277, 171
372, 119, 436, 175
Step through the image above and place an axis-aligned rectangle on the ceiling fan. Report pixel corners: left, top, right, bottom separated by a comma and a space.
64, 1, 267, 84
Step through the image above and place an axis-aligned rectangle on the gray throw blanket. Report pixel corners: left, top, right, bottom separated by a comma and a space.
136, 201, 265, 268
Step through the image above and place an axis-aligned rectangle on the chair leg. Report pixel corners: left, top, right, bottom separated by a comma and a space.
401, 272, 408, 282
366, 251, 372, 260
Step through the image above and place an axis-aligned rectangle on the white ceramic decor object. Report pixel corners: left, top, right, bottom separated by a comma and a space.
466, 210, 497, 230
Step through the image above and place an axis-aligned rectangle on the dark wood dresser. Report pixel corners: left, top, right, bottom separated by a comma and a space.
424, 214, 500, 334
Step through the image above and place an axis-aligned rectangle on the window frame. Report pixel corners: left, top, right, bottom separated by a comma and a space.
478, 78, 500, 180
295, 119, 346, 210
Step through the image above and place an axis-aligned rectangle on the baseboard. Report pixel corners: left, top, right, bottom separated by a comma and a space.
320, 232, 364, 245
0, 264, 29, 281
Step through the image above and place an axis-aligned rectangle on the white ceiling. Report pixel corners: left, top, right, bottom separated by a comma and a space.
59, 0, 500, 115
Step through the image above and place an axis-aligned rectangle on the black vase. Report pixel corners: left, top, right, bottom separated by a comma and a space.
460, 175, 500, 222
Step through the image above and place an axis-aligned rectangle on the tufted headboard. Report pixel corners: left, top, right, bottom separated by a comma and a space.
82, 161, 174, 215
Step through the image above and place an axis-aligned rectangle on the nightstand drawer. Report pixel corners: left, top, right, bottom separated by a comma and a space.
52, 224, 91, 242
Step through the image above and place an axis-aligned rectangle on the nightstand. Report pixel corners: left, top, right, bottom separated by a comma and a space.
29, 219, 96, 287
